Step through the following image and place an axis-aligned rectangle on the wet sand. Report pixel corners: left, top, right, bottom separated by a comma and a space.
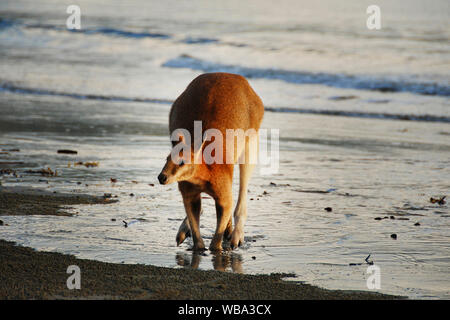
0, 187, 400, 300
1, 102, 448, 297
0, 186, 117, 216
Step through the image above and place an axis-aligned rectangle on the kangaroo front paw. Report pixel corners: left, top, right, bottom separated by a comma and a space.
176, 229, 191, 246
223, 221, 233, 241
230, 229, 244, 249
176, 218, 191, 246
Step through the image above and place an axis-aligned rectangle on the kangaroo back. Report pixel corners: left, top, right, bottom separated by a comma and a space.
169, 72, 264, 138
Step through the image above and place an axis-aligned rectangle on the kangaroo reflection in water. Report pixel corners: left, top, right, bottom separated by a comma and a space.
176, 251, 243, 273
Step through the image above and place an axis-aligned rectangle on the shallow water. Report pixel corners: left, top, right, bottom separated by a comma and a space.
1, 92, 449, 299
0, 0, 449, 299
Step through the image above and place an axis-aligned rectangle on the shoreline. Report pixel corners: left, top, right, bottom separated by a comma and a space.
0, 239, 401, 300
0, 187, 401, 300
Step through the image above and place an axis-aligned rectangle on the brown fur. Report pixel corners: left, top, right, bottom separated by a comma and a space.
158, 72, 264, 252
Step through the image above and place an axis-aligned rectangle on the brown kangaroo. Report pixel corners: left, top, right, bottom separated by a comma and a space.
158, 72, 264, 252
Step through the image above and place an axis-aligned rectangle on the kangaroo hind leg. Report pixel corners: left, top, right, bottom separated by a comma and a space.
231, 133, 257, 249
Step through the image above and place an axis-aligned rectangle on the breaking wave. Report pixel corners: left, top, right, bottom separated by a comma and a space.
163, 55, 450, 97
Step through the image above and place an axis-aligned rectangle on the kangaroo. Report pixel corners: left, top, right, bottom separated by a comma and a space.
158, 72, 264, 252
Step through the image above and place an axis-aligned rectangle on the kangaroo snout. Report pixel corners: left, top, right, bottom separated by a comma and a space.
158, 173, 168, 185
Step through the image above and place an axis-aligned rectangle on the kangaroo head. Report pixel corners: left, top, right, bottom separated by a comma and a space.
158, 133, 205, 185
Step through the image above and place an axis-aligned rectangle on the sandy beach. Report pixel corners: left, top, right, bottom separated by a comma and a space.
0, 240, 399, 300
0, 187, 399, 300
1, 99, 448, 298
